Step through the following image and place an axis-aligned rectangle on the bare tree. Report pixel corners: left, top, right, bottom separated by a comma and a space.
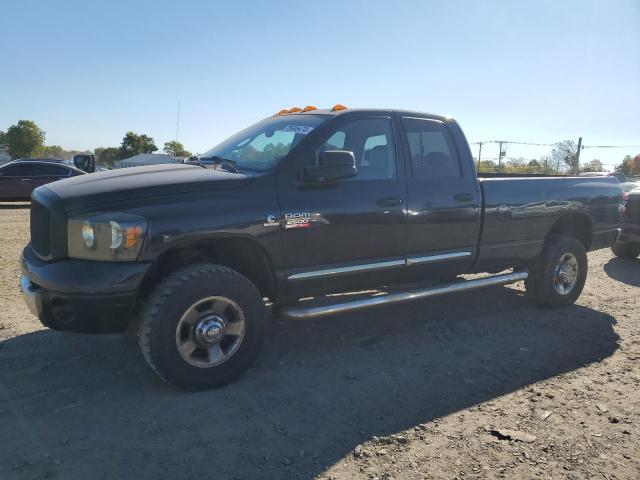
551, 140, 578, 174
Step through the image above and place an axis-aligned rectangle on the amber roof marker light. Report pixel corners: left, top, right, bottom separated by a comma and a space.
331, 104, 348, 111
289, 107, 302, 113
303, 105, 317, 112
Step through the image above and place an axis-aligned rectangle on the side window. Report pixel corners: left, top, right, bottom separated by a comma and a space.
316, 118, 397, 181
2, 164, 39, 176
320, 131, 345, 151
36, 164, 69, 176
402, 118, 461, 179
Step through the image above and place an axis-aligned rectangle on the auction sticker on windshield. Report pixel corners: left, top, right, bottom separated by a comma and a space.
282, 125, 314, 135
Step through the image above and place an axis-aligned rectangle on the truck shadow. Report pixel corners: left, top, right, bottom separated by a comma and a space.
603, 257, 640, 287
0, 202, 30, 209
0, 286, 619, 480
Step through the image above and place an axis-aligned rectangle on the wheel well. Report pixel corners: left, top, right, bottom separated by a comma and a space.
547, 213, 592, 250
140, 237, 276, 300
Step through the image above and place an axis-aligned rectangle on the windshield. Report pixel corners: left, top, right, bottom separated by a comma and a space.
200, 114, 329, 171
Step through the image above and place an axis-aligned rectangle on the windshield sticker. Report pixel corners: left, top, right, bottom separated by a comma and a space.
282, 125, 314, 135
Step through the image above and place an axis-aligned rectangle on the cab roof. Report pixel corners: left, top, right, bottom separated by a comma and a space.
271, 107, 452, 123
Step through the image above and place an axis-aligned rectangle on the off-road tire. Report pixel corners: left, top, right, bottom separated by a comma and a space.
611, 243, 640, 259
525, 235, 588, 308
138, 263, 265, 390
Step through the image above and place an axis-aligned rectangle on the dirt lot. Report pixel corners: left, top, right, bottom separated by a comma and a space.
0, 204, 638, 480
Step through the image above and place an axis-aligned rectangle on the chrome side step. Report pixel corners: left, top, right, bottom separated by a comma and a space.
277, 271, 528, 320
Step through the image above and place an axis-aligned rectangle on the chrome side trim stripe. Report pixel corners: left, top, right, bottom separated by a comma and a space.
287, 259, 405, 281
279, 271, 529, 320
406, 251, 472, 266
287, 251, 473, 281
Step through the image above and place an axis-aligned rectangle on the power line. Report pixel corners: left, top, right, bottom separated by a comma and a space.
469, 140, 555, 147
582, 145, 640, 149
470, 139, 640, 149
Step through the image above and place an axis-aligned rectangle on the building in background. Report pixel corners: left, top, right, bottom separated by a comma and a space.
0, 145, 11, 165
114, 153, 181, 169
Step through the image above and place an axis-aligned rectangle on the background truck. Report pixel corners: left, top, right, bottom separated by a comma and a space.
20, 106, 623, 389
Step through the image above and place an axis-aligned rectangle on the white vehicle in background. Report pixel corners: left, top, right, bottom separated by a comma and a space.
579, 171, 626, 183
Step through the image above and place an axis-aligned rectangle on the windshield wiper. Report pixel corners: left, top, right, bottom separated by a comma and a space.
194, 156, 240, 174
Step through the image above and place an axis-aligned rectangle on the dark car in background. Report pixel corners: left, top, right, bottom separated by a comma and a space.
0, 159, 85, 201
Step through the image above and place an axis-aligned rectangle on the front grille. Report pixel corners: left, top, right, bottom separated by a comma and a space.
626, 195, 640, 223
30, 199, 50, 258
29, 186, 67, 261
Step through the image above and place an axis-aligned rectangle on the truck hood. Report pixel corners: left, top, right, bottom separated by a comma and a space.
40, 164, 253, 210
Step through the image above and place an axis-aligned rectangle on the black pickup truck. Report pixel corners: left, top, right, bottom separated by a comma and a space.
20, 106, 623, 389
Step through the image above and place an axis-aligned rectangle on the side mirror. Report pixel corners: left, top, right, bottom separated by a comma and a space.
303, 150, 357, 183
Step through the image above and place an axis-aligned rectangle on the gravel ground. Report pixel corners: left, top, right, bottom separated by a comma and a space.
0, 204, 638, 480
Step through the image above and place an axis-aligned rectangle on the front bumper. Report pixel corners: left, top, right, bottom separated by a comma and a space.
20, 244, 152, 333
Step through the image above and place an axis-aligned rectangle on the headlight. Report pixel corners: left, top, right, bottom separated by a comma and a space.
68, 213, 148, 261
82, 221, 95, 249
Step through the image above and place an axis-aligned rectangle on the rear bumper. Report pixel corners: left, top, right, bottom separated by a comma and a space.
590, 228, 622, 251
616, 222, 640, 246
20, 244, 151, 333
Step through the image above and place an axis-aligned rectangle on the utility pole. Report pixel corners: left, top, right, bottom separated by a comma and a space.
497, 141, 505, 172
477, 142, 482, 172
575, 136, 582, 174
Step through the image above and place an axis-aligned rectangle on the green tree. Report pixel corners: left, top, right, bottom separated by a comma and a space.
163, 140, 191, 157
37, 145, 66, 159
615, 155, 638, 176
580, 159, 604, 173
528, 159, 541, 168
118, 132, 157, 159
3, 120, 45, 158
94, 147, 120, 168
477, 160, 498, 173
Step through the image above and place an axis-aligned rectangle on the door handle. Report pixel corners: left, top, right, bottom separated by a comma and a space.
454, 193, 474, 202
377, 197, 403, 207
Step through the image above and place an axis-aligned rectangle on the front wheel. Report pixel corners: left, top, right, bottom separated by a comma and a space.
611, 243, 640, 259
525, 235, 588, 308
138, 263, 265, 390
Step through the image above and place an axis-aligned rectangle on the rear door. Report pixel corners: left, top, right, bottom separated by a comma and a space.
0, 164, 37, 199
398, 116, 481, 278
32, 163, 73, 187
277, 113, 407, 297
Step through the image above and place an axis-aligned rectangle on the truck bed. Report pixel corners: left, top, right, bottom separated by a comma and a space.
475, 176, 622, 271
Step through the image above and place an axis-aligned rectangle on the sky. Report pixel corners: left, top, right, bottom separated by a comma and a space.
1, 0, 639, 169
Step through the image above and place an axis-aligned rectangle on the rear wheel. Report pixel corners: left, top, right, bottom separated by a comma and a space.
138, 263, 265, 389
611, 243, 640, 259
525, 235, 588, 308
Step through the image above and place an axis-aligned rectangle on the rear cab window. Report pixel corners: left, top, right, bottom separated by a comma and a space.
401, 117, 462, 179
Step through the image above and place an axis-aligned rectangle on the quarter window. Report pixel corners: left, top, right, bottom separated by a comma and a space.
402, 118, 461, 179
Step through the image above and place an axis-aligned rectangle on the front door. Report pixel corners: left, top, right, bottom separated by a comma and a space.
277, 114, 407, 298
